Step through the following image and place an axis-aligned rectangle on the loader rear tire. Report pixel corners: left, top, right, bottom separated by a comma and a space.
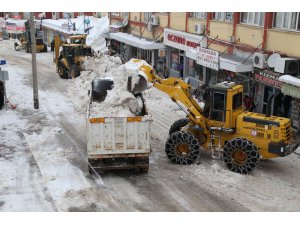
69, 64, 80, 79
223, 138, 260, 174
165, 131, 200, 165
169, 118, 189, 135
57, 62, 68, 79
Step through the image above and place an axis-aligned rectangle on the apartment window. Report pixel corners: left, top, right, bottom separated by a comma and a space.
214, 12, 233, 21
144, 12, 152, 22
111, 12, 120, 16
52, 12, 55, 16
192, 12, 206, 19
241, 12, 264, 26
273, 12, 300, 30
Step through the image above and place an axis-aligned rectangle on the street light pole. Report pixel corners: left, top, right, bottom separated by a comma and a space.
29, 12, 39, 109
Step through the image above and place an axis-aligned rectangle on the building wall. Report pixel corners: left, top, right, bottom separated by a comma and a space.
210, 20, 233, 42
187, 17, 206, 34
267, 29, 300, 57
236, 24, 264, 49
169, 12, 186, 31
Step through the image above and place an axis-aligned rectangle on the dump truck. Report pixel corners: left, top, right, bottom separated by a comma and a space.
86, 78, 152, 173
129, 59, 298, 174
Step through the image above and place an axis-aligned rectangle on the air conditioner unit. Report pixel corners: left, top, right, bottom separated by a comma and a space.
274, 58, 299, 74
147, 23, 153, 32
150, 15, 159, 26
134, 16, 138, 21
194, 24, 205, 34
253, 52, 269, 69
229, 35, 235, 43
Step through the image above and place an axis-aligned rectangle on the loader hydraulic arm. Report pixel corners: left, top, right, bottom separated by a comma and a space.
134, 59, 206, 128
54, 35, 62, 65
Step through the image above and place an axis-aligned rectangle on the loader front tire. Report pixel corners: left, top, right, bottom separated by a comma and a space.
14, 42, 19, 51
223, 138, 260, 174
69, 64, 80, 79
57, 62, 68, 79
165, 131, 200, 165
169, 118, 189, 135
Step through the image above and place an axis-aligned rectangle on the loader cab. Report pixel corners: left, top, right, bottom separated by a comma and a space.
206, 82, 243, 129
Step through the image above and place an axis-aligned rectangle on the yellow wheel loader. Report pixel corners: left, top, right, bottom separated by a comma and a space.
14, 21, 47, 53
54, 34, 93, 79
130, 59, 299, 174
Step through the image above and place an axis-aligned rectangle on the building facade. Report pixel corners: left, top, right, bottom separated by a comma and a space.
107, 12, 300, 129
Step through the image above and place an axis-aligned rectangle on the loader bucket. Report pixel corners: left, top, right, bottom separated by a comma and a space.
91, 79, 114, 102
131, 73, 148, 95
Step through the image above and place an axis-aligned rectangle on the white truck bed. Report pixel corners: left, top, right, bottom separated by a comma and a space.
86, 92, 152, 172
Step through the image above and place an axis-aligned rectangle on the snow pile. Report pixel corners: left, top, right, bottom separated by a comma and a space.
86, 16, 109, 53
69, 55, 145, 117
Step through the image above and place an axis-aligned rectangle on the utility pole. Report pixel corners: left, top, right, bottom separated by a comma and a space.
30, 12, 39, 109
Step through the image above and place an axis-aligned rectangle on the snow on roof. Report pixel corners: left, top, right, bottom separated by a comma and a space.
110, 32, 165, 50
278, 75, 300, 87
42, 16, 104, 35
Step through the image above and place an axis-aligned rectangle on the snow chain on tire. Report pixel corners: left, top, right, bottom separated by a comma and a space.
169, 118, 189, 135
223, 138, 260, 174
165, 131, 201, 165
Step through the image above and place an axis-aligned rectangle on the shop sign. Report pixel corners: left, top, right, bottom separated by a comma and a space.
254, 70, 282, 89
196, 47, 219, 70
164, 28, 206, 51
158, 49, 165, 57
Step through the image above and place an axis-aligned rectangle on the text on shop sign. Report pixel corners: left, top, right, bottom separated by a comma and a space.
196, 47, 219, 70
254, 70, 282, 89
167, 34, 199, 49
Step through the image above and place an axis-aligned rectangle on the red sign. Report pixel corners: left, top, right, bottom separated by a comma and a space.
254, 70, 282, 89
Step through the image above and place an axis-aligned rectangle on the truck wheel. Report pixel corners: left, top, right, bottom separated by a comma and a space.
0, 82, 4, 110
169, 118, 189, 135
69, 64, 80, 78
223, 138, 260, 174
57, 62, 68, 79
165, 131, 200, 165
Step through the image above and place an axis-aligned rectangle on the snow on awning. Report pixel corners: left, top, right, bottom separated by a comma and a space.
186, 50, 253, 73
220, 53, 253, 73
278, 75, 300, 98
110, 32, 165, 50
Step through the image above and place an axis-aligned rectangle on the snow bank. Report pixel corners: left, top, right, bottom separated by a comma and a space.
278, 75, 300, 87
86, 16, 109, 53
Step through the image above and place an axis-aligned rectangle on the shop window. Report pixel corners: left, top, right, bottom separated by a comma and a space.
241, 12, 264, 26
273, 12, 300, 31
187, 59, 203, 81
170, 49, 184, 78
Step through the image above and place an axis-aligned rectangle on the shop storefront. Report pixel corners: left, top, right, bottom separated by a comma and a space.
109, 32, 165, 74
253, 69, 293, 118
278, 75, 300, 130
163, 28, 207, 80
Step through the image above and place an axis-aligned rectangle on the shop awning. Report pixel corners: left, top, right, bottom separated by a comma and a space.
220, 54, 253, 73
278, 75, 300, 98
110, 32, 165, 50
186, 50, 253, 72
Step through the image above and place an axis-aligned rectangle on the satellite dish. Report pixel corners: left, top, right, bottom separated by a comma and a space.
267, 53, 281, 68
